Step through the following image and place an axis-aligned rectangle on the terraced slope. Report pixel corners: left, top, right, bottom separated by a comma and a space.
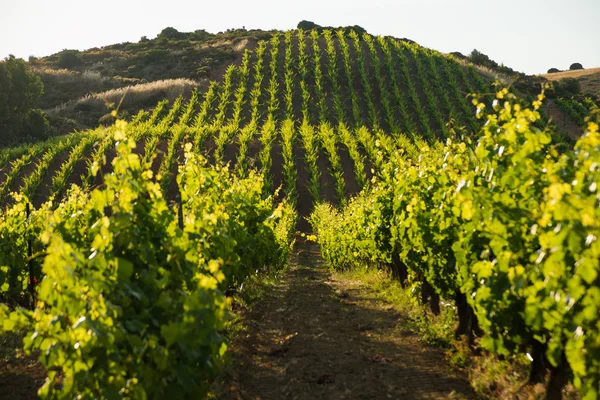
1, 29, 492, 227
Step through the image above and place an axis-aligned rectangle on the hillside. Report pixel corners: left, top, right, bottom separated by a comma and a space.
23, 25, 592, 141
541, 67, 600, 97
30, 27, 272, 131
1, 28, 496, 226
1, 25, 599, 400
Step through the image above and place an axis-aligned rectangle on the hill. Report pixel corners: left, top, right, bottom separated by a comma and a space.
28, 27, 272, 132
2, 26, 600, 400
19, 25, 592, 141
1, 28, 499, 224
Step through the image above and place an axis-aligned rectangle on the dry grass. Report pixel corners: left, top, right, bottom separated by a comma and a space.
48, 78, 198, 115
540, 67, 600, 81
452, 58, 512, 85
233, 39, 249, 52
34, 67, 108, 84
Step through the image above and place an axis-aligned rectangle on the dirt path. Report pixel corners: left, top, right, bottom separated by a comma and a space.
221, 244, 476, 399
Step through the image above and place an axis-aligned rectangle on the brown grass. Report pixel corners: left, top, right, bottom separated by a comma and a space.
540, 67, 600, 81
48, 78, 198, 115
541, 68, 600, 96
445, 55, 512, 84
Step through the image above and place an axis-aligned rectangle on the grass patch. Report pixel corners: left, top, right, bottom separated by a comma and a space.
330, 266, 563, 399
333, 267, 456, 347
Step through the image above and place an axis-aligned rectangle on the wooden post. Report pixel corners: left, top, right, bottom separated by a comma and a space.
26, 202, 35, 310
177, 181, 184, 230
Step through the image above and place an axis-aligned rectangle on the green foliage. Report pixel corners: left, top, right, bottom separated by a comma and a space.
310, 90, 600, 398
0, 119, 296, 399
548, 68, 561, 74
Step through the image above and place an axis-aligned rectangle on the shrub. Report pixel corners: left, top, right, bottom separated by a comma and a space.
570, 62, 584, 70
547, 68, 560, 73
57, 49, 83, 69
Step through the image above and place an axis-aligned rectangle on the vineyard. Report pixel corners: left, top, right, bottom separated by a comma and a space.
0, 30, 501, 213
0, 28, 598, 399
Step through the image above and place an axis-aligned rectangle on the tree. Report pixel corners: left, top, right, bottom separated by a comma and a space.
547, 68, 560, 73
0, 56, 47, 146
569, 63, 584, 70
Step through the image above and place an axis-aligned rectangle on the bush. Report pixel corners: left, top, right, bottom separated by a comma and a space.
157, 27, 187, 40
570, 63, 584, 70
57, 50, 83, 69
547, 68, 561, 73
555, 78, 581, 95
297, 20, 320, 30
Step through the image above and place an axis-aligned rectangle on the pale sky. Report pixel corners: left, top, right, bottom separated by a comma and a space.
1, 0, 598, 75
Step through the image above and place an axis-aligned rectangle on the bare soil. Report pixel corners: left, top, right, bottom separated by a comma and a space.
542, 100, 584, 140
0, 334, 46, 400
221, 243, 475, 399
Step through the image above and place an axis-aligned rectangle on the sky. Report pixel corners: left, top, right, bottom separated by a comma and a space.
1, 0, 598, 75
